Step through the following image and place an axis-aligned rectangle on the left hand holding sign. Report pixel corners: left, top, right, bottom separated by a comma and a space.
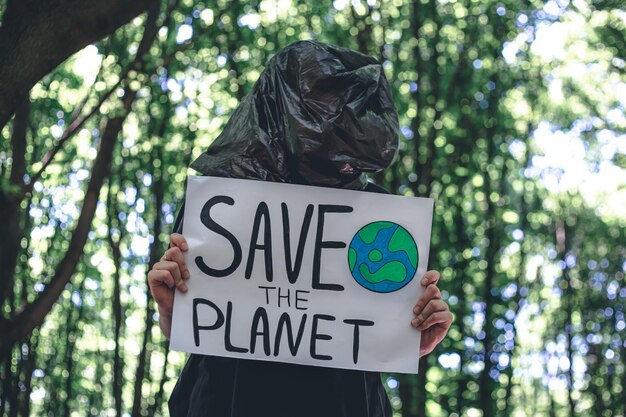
148, 233, 190, 339
412, 270, 453, 357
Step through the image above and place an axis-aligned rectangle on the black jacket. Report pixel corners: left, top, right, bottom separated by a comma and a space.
168, 182, 393, 417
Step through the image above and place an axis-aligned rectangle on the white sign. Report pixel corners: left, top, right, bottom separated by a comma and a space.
170, 176, 433, 373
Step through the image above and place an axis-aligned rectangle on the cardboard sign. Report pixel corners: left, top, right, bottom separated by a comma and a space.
169, 176, 434, 373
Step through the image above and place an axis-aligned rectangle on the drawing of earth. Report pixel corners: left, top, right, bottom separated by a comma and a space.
348, 221, 418, 293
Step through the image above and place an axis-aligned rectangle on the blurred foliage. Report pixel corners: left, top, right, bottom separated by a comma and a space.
1, 0, 625, 416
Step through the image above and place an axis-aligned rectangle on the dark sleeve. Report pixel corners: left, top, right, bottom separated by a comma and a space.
172, 202, 185, 235
364, 181, 390, 194
168, 182, 394, 417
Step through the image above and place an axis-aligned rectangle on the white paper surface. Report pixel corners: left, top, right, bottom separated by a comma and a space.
169, 176, 433, 374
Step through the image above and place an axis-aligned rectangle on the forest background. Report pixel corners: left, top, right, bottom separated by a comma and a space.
0, 0, 625, 416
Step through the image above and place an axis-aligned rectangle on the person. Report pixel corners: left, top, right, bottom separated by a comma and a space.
148, 40, 453, 417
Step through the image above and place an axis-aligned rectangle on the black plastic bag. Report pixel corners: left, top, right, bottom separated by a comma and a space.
189, 40, 399, 190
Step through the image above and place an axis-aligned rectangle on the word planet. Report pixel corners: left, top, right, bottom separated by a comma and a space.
348, 221, 418, 293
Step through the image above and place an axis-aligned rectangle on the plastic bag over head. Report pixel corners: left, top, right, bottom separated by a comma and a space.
190, 40, 400, 189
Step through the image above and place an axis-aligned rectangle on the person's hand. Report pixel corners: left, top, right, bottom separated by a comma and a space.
411, 270, 453, 357
148, 233, 190, 338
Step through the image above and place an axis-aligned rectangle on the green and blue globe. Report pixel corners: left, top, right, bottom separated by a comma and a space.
348, 221, 418, 293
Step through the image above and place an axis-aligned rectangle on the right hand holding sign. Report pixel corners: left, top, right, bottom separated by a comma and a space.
148, 233, 190, 339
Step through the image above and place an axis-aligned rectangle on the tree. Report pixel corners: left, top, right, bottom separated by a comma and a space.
1, 0, 625, 416
0, 0, 156, 130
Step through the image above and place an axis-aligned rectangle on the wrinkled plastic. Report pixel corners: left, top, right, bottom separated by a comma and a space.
190, 40, 399, 190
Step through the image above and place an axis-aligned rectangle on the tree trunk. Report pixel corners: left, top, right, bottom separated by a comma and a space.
131, 177, 164, 417
559, 220, 577, 417
112, 256, 124, 417
398, 374, 414, 417
409, 1, 440, 414
0, 97, 28, 313
409, 0, 424, 198
107, 184, 125, 417
415, 356, 428, 417
0, 0, 163, 359
503, 138, 532, 416
0, 97, 29, 417
147, 343, 170, 417
351, 2, 373, 57
1, 339, 16, 415
478, 72, 506, 416
0, 114, 121, 357
17, 335, 37, 417
0, 0, 155, 129
62, 278, 87, 417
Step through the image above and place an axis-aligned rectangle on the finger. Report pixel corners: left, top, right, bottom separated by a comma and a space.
420, 270, 440, 286
412, 284, 442, 315
417, 311, 453, 332
168, 262, 188, 292
154, 260, 187, 292
170, 233, 189, 251
148, 269, 175, 289
147, 270, 177, 314
164, 246, 190, 279
412, 299, 448, 328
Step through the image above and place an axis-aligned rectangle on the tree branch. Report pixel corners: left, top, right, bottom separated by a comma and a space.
0, 0, 156, 130
17, 0, 184, 202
